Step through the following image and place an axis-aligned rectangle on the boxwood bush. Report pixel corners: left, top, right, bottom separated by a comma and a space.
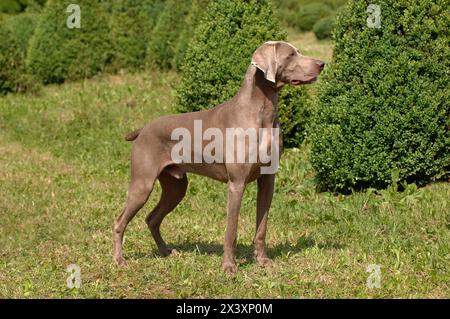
26, 0, 112, 83
106, 0, 165, 72
146, 0, 192, 70
310, 0, 450, 192
313, 15, 335, 40
0, 0, 25, 13
275, 0, 346, 28
278, 87, 313, 147
0, 14, 39, 94
174, 0, 209, 71
275, 0, 301, 27
295, 3, 332, 32
177, 0, 311, 148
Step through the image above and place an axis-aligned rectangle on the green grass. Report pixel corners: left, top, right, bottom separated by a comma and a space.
1, 71, 448, 298
0, 33, 449, 298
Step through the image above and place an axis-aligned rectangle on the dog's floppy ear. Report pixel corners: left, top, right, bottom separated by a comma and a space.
251, 42, 278, 83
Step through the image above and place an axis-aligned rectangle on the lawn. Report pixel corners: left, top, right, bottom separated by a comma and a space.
0, 34, 448, 298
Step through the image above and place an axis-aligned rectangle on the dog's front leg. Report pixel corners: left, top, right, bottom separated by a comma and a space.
222, 181, 246, 274
254, 173, 275, 267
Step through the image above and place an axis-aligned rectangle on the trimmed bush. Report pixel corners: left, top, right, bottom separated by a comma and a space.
26, 0, 112, 84
278, 86, 313, 147
276, 0, 345, 28
24, 0, 47, 13
174, 0, 209, 71
295, 3, 332, 32
177, 0, 311, 147
310, 0, 450, 191
0, 0, 47, 13
275, 0, 302, 27
106, 0, 164, 72
0, 14, 39, 94
313, 15, 335, 40
146, 0, 192, 70
0, 0, 24, 14
321, 0, 348, 9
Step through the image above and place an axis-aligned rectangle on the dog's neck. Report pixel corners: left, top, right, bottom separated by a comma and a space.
236, 65, 280, 127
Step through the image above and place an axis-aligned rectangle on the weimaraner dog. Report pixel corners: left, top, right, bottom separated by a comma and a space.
113, 41, 324, 274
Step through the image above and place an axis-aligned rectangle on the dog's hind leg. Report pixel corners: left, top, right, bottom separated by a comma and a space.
113, 155, 158, 266
146, 168, 188, 257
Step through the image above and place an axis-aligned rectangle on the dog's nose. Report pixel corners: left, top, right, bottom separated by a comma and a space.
317, 61, 325, 71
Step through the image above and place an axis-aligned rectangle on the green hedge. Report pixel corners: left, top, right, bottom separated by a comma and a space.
26, 0, 112, 83
278, 87, 313, 147
177, 0, 311, 147
0, 1, 47, 13
146, 0, 192, 70
294, 3, 332, 32
0, 14, 39, 94
107, 0, 165, 72
313, 15, 335, 40
174, 0, 209, 71
310, 0, 450, 191
0, 0, 25, 13
275, 0, 346, 28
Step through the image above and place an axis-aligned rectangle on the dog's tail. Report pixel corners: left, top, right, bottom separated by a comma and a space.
124, 128, 142, 141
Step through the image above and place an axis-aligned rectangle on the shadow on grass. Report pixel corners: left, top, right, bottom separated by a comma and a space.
129, 236, 345, 265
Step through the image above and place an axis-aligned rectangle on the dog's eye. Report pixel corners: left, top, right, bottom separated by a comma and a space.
289, 52, 295, 57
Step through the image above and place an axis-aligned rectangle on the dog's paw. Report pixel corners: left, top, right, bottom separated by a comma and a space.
168, 248, 179, 257
256, 256, 273, 268
160, 248, 179, 257
113, 255, 128, 266
222, 261, 238, 274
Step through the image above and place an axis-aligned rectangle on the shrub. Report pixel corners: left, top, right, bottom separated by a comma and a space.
310, 0, 450, 192
146, 0, 192, 70
23, 0, 47, 13
0, 14, 39, 94
313, 15, 335, 40
0, 1, 47, 13
275, 0, 304, 27
26, 0, 112, 84
278, 87, 313, 147
174, 0, 209, 71
295, 3, 332, 32
177, 0, 311, 147
275, 0, 346, 27
106, 0, 165, 72
0, 0, 24, 13
321, 0, 348, 9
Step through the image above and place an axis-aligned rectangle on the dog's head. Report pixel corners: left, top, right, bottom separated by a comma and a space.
251, 41, 325, 87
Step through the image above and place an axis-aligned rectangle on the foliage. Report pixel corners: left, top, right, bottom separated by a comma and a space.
313, 15, 335, 40
106, 0, 165, 72
0, 0, 25, 13
310, 0, 450, 191
278, 87, 313, 148
26, 0, 112, 83
275, 0, 346, 28
0, 0, 46, 13
146, 0, 192, 70
174, 0, 209, 71
294, 3, 332, 32
0, 14, 39, 94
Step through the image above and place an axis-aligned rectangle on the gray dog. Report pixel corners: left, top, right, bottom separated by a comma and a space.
113, 41, 324, 274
